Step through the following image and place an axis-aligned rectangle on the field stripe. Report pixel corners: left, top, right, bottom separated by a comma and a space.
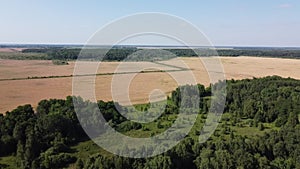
0, 69, 191, 82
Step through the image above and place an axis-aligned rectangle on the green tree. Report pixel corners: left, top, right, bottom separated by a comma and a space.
144, 155, 172, 169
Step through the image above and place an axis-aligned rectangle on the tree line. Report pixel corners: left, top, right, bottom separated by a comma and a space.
22, 48, 300, 61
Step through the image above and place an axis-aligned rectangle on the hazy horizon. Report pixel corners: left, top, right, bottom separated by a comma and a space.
1, 43, 300, 48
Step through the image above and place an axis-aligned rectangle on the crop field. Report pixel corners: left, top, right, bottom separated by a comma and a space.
1, 56, 300, 113
0, 48, 25, 52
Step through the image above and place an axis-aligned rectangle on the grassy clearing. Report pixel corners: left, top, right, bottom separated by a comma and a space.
229, 119, 280, 137
0, 156, 17, 169
70, 140, 114, 161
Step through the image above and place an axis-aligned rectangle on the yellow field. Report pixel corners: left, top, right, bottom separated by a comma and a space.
1, 56, 300, 113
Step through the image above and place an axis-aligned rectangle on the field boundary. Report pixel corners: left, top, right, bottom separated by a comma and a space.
0, 61, 191, 82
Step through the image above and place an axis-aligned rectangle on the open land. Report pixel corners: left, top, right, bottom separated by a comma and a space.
1, 56, 300, 113
0, 48, 25, 53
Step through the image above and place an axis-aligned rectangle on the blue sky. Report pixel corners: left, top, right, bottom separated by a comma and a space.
1, 0, 299, 47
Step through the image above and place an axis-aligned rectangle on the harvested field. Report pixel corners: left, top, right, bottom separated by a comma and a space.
0, 60, 178, 79
1, 56, 300, 113
0, 48, 25, 53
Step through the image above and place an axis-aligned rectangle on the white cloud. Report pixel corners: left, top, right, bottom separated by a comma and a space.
278, 3, 292, 8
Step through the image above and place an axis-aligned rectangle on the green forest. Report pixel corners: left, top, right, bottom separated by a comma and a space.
19, 47, 300, 61
1, 47, 300, 61
0, 76, 300, 169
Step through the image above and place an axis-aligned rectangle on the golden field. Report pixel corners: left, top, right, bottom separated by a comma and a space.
1, 56, 300, 113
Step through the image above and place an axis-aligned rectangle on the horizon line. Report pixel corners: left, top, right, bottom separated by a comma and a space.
0, 43, 300, 48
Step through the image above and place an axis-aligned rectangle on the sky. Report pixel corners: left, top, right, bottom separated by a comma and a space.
0, 0, 299, 47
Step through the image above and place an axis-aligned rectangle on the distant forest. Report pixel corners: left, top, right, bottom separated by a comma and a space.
20, 47, 300, 61
0, 76, 299, 169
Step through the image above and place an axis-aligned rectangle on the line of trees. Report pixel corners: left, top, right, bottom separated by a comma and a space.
22, 48, 300, 61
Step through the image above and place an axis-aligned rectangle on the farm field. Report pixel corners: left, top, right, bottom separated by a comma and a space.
1, 56, 300, 113
0, 48, 25, 52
